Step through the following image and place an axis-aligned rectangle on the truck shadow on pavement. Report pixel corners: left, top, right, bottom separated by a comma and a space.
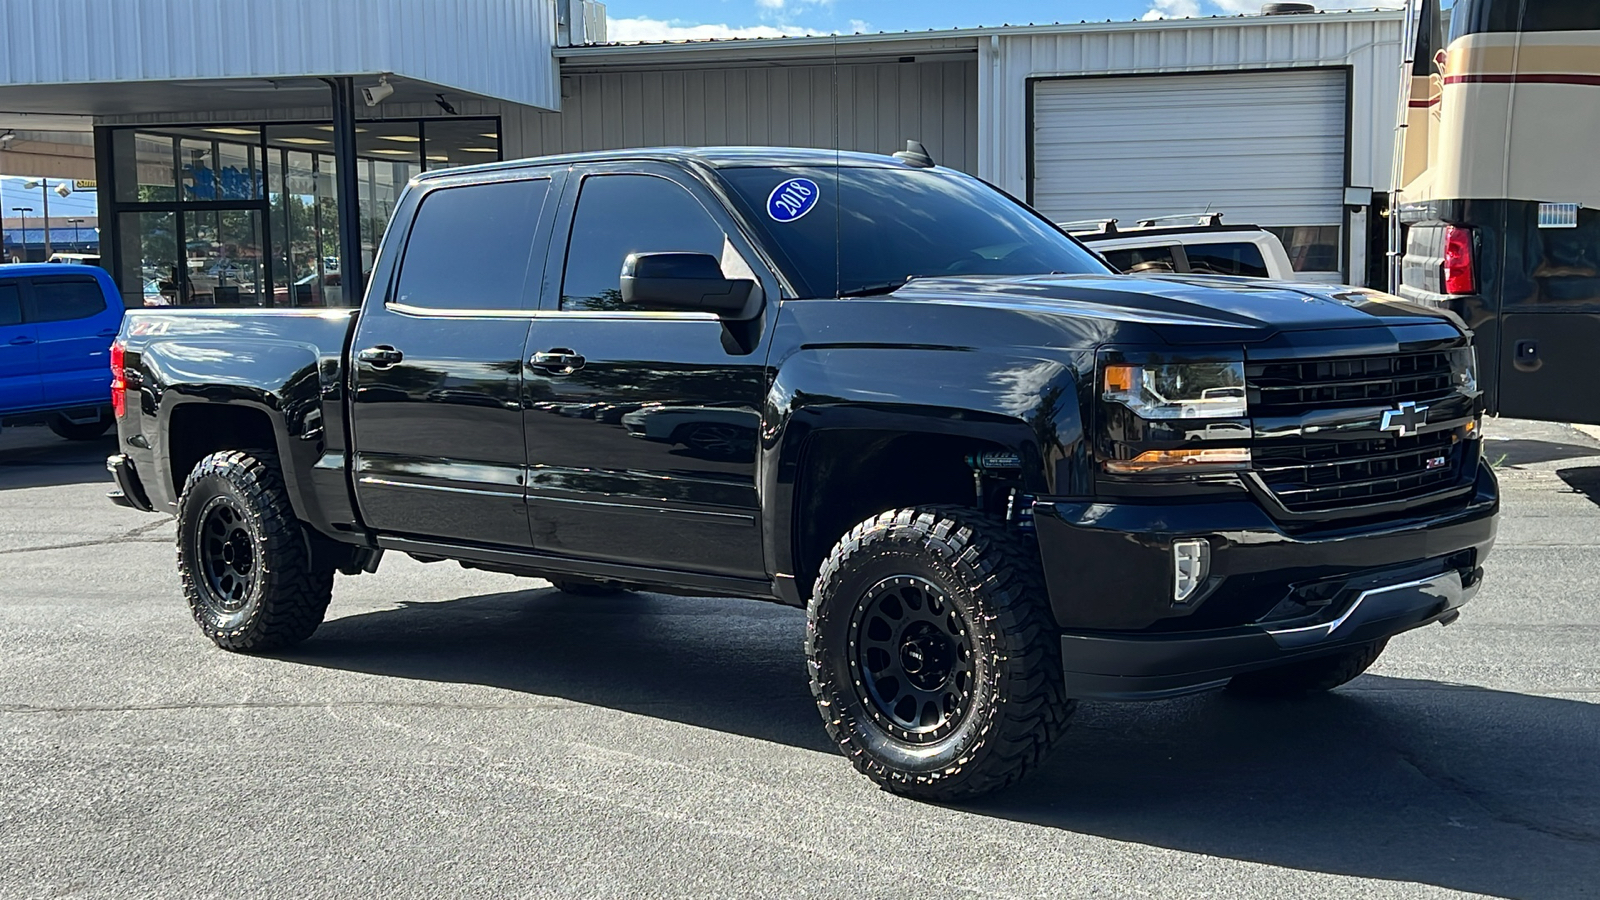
284, 587, 1600, 900
1557, 465, 1600, 507
0, 428, 118, 490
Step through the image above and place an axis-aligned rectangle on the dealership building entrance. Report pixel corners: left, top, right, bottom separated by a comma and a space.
102, 119, 501, 308
0, 0, 559, 307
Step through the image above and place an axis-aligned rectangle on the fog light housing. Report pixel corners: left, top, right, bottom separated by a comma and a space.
1172, 539, 1210, 605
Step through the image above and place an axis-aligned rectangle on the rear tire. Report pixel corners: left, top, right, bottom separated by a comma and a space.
807, 506, 1073, 800
176, 449, 334, 652
47, 413, 111, 441
550, 577, 625, 596
1225, 639, 1388, 698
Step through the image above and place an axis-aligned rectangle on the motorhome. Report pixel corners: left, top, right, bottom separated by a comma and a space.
1392, 0, 1600, 424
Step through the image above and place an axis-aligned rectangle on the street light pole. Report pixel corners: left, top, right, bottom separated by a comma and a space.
68, 217, 83, 250
23, 178, 72, 260
12, 206, 33, 262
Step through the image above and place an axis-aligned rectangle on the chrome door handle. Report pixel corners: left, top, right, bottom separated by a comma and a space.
530, 349, 585, 375
357, 345, 404, 368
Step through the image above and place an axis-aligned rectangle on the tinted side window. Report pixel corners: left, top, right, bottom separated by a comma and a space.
1449, 0, 1600, 38
1184, 243, 1269, 278
395, 178, 549, 310
26, 278, 107, 323
561, 174, 726, 311
0, 283, 19, 326
1103, 246, 1178, 274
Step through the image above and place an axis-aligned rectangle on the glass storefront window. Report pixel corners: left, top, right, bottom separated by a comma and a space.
423, 119, 503, 171
106, 117, 499, 309
111, 131, 178, 203
115, 211, 178, 308
184, 209, 265, 306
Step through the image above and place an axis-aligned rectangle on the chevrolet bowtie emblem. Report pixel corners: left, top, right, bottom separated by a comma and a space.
1380, 401, 1429, 437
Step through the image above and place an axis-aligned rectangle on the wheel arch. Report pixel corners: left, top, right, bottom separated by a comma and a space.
761, 346, 1093, 603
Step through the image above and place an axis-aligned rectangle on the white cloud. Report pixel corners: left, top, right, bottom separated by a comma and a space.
848, 18, 873, 33
753, 0, 834, 9
1143, 0, 1202, 20
1210, 0, 1403, 10
607, 15, 824, 42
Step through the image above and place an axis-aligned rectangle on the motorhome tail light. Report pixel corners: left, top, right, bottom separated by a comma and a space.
1443, 225, 1477, 295
110, 341, 127, 417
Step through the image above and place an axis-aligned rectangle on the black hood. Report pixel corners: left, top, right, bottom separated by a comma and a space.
887, 273, 1467, 344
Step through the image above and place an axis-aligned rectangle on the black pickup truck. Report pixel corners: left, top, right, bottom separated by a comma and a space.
107, 147, 1498, 800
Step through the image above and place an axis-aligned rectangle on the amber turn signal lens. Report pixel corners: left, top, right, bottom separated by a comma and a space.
1103, 364, 1135, 393
1104, 447, 1251, 474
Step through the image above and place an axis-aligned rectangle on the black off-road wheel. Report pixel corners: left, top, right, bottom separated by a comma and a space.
177, 449, 334, 652
549, 577, 626, 597
47, 413, 112, 441
807, 506, 1073, 801
1225, 638, 1389, 698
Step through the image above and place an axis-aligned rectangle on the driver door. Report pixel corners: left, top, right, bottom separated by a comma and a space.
521, 163, 777, 578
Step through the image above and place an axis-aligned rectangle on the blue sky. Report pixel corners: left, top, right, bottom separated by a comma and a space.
0, 176, 98, 222
604, 0, 1402, 41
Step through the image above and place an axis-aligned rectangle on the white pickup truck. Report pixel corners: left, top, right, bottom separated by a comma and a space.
1065, 213, 1297, 280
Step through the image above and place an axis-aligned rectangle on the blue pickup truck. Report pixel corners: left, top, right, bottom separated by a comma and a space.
0, 263, 124, 440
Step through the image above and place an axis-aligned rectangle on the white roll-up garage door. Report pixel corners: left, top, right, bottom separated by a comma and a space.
1031, 69, 1347, 275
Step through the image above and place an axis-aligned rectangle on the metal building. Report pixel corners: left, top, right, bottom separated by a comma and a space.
0, 1, 1405, 297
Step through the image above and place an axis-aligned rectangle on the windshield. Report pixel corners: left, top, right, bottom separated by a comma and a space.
717, 165, 1111, 298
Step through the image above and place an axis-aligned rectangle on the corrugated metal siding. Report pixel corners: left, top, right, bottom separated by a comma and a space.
500, 60, 980, 174
96, 60, 979, 175
0, 0, 558, 111
983, 15, 1403, 201
1032, 70, 1347, 227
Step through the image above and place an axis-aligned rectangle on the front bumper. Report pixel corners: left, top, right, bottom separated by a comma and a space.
1059, 565, 1478, 699
1036, 461, 1498, 700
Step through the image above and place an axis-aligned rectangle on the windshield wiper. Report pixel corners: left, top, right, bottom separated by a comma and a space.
836, 279, 911, 298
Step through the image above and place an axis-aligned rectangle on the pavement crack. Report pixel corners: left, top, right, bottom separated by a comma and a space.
0, 516, 175, 556
1396, 751, 1600, 846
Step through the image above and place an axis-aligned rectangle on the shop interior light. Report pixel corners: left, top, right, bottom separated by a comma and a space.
367, 149, 415, 156
378, 135, 421, 143
203, 127, 259, 135
277, 137, 331, 145
459, 147, 497, 153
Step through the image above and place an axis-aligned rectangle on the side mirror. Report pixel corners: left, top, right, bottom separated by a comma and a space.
620, 253, 756, 315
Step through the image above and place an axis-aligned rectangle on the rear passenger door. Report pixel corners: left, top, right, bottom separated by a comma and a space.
0, 280, 41, 411
24, 274, 119, 408
349, 168, 562, 548
521, 163, 777, 578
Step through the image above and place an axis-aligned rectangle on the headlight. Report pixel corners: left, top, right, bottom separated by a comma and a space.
1103, 361, 1248, 419
1449, 347, 1478, 392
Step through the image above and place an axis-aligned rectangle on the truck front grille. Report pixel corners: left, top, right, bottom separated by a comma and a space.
1253, 430, 1463, 512
1247, 351, 1455, 416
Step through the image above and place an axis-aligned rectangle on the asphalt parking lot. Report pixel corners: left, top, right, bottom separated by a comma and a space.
1, 420, 1597, 899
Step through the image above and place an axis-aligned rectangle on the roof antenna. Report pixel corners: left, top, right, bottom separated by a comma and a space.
893, 140, 934, 168
832, 30, 841, 298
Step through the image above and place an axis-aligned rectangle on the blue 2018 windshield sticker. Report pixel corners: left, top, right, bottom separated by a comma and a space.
767, 178, 820, 222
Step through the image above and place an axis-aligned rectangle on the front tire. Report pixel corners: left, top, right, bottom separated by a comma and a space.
177, 449, 333, 652
1225, 639, 1388, 698
807, 506, 1073, 800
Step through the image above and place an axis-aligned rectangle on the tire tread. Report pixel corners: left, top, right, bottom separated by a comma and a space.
807, 505, 1073, 800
